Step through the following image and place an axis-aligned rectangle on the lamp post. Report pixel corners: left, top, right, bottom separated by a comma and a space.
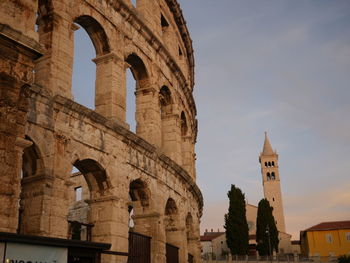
266, 225, 272, 262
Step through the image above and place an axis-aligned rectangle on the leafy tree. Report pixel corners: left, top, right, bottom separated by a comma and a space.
256, 198, 279, 256
224, 184, 249, 256
338, 255, 350, 263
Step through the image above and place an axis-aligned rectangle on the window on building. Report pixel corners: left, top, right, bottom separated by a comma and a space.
346, 232, 350, 241
271, 172, 276, 180
326, 234, 333, 243
75, 186, 82, 201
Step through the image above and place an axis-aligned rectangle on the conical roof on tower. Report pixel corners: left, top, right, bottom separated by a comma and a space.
262, 132, 275, 155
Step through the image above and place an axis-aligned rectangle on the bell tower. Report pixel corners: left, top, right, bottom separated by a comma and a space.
259, 132, 286, 233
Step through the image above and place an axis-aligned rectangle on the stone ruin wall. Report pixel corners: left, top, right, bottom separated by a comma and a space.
0, 0, 203, 262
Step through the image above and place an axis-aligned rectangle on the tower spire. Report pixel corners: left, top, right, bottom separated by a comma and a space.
262, 131, 274, 155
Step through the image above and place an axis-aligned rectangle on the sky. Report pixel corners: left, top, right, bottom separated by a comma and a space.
72, 0, 350, 240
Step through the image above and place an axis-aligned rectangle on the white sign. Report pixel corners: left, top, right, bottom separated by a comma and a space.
0, 243, 5, 263
5, 243, 67, 263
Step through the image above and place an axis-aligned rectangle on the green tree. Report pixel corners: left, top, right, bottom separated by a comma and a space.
224, 184, 249, 256
256, 198, 279, 256
338, 255, 350, 263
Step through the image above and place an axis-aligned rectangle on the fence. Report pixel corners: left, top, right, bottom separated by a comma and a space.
201, 255, 339, 263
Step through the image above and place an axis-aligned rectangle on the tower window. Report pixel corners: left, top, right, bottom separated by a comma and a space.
265, 162, 268, 167
267, 172, 271, 181
268, 161, 271, 167
272, 198, 275, 201
272, 161, 275, 167
271, 172, 276, 180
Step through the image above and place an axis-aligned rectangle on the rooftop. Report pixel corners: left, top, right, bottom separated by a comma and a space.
304, 220, 350, 231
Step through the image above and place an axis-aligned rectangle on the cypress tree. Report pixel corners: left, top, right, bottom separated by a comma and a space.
256, 198, 279, 256
224, 184, 249, 256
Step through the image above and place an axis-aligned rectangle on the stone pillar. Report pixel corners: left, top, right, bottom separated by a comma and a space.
166, 226, 187, 263
181, 135, 194, 177
89, 196, 129, 263
35, 12, 74, 98
161, 114, 182, 164
20, 171, 55, 236
0, 136, 31, 233
93, 52, 126, 122
135, 86, 162, 147
0, 22, 42, 233
133, 212, 166, 263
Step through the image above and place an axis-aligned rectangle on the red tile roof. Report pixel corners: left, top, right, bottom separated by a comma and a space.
305, 220, 350, 231
200, 233, 224, 241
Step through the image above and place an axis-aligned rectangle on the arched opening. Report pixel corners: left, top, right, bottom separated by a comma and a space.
165, 198, 181, 262
67, 159, 109, 241
271, 172, 276, 180
128, 179, 150, 232
128, 179, 152, 262
268, 161, 271, 167
272, 161, 275, 167
72, 16, 110, 110
126, 68, 136, 132
125, 53, 149, 134
186, 213, 196, 262
160, 86, 172, 115
181, 111, 188, 137
266, 172, 271, 181
264, 162, 268, 167
19, 136, 44, 234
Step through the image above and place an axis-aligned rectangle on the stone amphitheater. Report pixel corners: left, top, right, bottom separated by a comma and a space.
0, 0, 202, 262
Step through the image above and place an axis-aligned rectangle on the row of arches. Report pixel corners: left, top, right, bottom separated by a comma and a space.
266, 172, 276, 181
264, 161, 275, 167
35, 12, 194, 171
19, 136, 198, 261
36, 4, 193, 135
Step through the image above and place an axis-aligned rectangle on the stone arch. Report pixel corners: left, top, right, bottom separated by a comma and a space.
181, 111, 188, 137
159, 85, 173, 115
129, 178, 150, 209
22, 136, 44, 178
271, 172, 276, 180
19, 136, 46, 235
73, 158, 110, 198
186, 212, 197, 262
74, 15, 110, 56
125, 53, 149, 83
266, 172, 271, 181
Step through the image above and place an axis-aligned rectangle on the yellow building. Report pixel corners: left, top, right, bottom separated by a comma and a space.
301, 221, 350, 257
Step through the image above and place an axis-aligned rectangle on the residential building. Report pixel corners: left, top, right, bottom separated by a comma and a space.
300, 220, 350, 257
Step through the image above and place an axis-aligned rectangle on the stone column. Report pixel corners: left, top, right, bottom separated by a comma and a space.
20, 171, 55, 236
133, 212, 166, 263
0, 137, 32, 233
161, 114, 182, 164
89, 196, 129, 263
0, 23, 42, 232
181, 135, 194, 177
93, 52, 126, 123
135, 86, 162, 147
166, 226, 187, 263
35, 12, 74, 98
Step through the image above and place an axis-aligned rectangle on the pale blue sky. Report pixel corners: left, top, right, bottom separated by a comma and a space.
72, 0, 350, 239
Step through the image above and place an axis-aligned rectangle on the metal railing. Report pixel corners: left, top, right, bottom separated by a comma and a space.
201, 255, 339, 263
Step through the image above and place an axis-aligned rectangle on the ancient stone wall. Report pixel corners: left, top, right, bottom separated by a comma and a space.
0, 0, 202, 262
